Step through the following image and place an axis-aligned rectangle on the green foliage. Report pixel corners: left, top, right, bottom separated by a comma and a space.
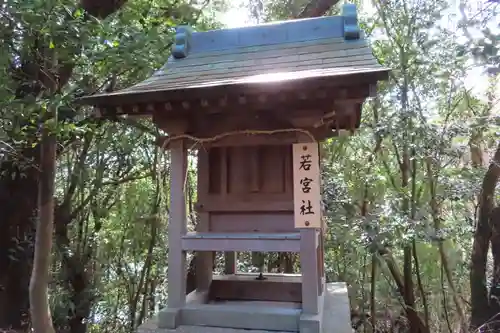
458, 1, 500, 72
1, 0, 226, 331
254, 0, 498, 331
1, 0, 499, 332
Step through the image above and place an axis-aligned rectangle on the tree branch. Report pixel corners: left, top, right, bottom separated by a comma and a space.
296, 0, 340, 18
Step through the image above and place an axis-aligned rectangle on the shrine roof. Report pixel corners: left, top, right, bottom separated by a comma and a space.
79, 4, 389, 107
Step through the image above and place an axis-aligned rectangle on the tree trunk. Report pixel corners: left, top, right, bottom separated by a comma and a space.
29, 126, 57, 333
470, 142, 500, 329
0, 156, 38, 332
425, 158, 466, 331
0, 2, 129, 331
377, 247, 429, 333
489, 207, 500, 324
296, 0, 340, 18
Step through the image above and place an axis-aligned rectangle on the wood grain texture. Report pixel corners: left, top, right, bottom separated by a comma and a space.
300, 229, 320, 314
181, 232, 301, 252
167, 144, 188, 308
209, 214, 295, 233
209, 274, 302, 303
293, 143, 321, 228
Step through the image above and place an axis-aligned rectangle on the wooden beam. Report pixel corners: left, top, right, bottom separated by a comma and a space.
208, 213, 295, 233
80, 69, 387, 107
167, 142, 188, 308
195, 197, 293, 212
195, 148, 213, 291
224, 252, 237, 274
181, 232, 302, 252
209, 274, 302, 303
220, 147, 228, 196
300, 229, 320, 314
120, 84, 369, 116
153, 114, 190, 135
250, 147, 260, 192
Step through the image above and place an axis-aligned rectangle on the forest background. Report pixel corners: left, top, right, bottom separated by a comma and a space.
0, 0, 499, 332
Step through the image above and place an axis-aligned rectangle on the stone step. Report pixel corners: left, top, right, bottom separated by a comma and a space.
147, 282, 352, 333
180, 301, 301, 332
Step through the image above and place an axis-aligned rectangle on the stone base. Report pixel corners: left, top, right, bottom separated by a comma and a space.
138, 283, 352, 333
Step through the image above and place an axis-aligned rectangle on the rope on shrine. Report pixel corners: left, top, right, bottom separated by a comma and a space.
158, 128, 317, 197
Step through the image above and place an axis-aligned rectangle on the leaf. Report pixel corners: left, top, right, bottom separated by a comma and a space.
74, 8, 83, 19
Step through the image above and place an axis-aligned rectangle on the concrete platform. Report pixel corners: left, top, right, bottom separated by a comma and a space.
137, 282, 352, 333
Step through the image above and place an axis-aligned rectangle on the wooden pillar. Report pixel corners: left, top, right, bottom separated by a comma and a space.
318, 219, 325, 295
168, 143, 188, 308
300, 229, 320, 314
318, 146, 326, 294
317, 242, 322, 295
196, 149, 213, 290
318, 229, 326, 295
292, 141, 321, 313
224, 252, 237, 274
221, 146, 237, 274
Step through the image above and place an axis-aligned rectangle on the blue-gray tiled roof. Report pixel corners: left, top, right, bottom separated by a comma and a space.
83, 4, 388, 103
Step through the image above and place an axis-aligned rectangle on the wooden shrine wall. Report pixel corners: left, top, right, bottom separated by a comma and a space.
197, 145, 295, 233
208, 145, 293, 196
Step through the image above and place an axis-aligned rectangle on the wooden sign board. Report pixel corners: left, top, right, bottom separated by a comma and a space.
292, 143, 321, 228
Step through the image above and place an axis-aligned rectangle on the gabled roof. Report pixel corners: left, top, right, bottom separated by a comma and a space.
79, 3, 389, 106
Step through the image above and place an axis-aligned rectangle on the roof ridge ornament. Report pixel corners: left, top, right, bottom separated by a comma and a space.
172, 25, 193, 59
342, 3, 360, 40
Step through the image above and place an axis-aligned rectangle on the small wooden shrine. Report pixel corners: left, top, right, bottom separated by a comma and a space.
80, 4, 389, 332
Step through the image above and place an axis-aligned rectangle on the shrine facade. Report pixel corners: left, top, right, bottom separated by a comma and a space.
80, 4, 389, 332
